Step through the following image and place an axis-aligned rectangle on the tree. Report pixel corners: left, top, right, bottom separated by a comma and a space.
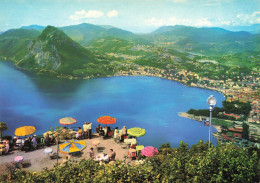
0, 122, 7, 140
242, 122, 249, 140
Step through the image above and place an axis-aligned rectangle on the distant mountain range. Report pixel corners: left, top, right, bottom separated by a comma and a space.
222, 24, 260, 34
0, 23, 259, 77
17, 23, 260, 56
149, 25, 259, 55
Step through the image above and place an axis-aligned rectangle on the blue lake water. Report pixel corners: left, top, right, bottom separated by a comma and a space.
0, 62, 225, 148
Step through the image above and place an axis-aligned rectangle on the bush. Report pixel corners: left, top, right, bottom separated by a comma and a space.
1, 141, 258, 182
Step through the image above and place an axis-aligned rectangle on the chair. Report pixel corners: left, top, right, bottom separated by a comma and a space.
108, 131, 113, 137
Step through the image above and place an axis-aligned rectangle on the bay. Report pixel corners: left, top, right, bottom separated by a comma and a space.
0, 62, 225, 147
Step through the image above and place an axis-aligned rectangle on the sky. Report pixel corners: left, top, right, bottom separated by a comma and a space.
0, 0, 259, 33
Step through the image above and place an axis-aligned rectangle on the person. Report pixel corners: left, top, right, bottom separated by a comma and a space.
121, 126, 127, 142
83, 122, 92, 139
62, 127, 68, 133
44, 133, 50, 146
128, 147, 137, 159
114, 127, 120, 139
87, 122, 92, 139
89, 147, 94, 159
61, 155, 71, 165
108, 149, 116, 161
31, 135, 37, 149
0, 141, 5, 155
96, 124, 101, 134
76, 127, 83, 139
99, 159, 105, 165
3, 139, 9, 155
103, 126, 108, 137
83, 122, 88, 139
23, 137, 32, 151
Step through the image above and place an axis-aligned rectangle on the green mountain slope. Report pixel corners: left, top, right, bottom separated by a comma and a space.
61, 23, 148, 46
149, 25, 259, 56
17, 26, 96, 75
0, 29, 40, 59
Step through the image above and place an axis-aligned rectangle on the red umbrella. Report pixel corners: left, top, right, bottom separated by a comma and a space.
97, 116, 116, 125
141, 146, 159, 157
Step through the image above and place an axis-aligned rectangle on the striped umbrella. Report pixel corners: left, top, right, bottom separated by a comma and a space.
97, 116, 116, 125
127, 127, 146, 137
141, 146, 159, 157
59, 140, 86, 154
59, 117, 77, 125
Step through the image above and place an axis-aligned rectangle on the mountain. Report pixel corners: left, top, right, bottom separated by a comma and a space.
0, 28, 40, 39
0, 29, 40, 59
60, 23, 148, 46
21, 25, 45, 31
16, 26, 96, 75
223, 24, 260, 34
149, 25, 259, 55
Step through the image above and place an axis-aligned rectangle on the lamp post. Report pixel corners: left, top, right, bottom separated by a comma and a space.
207, 95, 217, 147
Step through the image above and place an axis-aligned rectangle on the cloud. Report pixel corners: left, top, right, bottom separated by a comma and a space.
107, 10, 118, 18
172, 0, 188, 3
70, 10, 104, 20
145, 17, 212, 27
233, 11, 260, 25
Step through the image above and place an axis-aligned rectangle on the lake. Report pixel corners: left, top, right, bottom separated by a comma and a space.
0, 61, 225, 148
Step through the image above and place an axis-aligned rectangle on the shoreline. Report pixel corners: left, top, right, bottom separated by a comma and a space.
178, 112, 221, 132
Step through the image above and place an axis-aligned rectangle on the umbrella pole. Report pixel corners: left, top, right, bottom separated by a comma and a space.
57, 141, 59, 164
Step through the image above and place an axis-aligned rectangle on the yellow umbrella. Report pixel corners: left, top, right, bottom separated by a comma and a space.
14, 126, 36, 137
127, 127, 145, 137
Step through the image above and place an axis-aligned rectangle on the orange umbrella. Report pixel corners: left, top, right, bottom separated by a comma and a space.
97, 116, 116, 125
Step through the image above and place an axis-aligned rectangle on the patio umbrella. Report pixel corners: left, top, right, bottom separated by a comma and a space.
14, 126, 36, 137
59, 140, 86, 154
127, 127, 145, 137
141, 146, 159, 157
59, 117, 77, 126
97, 116, 116, 125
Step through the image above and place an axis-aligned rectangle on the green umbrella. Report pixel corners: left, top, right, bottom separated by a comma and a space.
127, 127, 145, 137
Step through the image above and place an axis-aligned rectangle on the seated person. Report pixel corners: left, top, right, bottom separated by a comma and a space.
108, 149, 116, 161
61, 155, 71, 165
114, 127, 121, 139
128, 148, 137, 159
102, 126, 108, 137
76, 127, 83, 139
124, 136, 137, 146
0, 142, 5, 155
22, 137, 32, 151
96, 125, 104, 136
31, 135, 37, 149
44, 134, 50, 146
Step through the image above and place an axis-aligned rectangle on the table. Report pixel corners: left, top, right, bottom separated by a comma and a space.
96, 154, 109, 162
44, 148, 53, 155
14, 156, 24, 163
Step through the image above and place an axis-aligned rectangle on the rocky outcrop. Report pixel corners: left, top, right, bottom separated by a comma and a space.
23, 39, 61, 70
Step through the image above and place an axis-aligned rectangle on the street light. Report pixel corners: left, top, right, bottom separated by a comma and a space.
207, 95, 217, 147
